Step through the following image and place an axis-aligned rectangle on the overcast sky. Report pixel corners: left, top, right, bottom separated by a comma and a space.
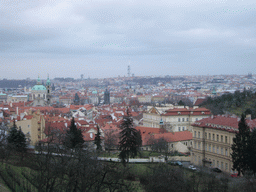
1, 0, 256, 79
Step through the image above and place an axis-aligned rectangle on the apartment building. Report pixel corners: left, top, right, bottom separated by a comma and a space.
191, 115, 256, 173
143, 106, 211, 132
16, 110, 46, 145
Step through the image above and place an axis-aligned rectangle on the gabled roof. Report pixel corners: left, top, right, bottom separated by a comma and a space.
147, 107, 161, 115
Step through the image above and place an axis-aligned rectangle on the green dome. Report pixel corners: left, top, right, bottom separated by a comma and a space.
92, 90, 97, 94
32, 85, 47, 91
0, 92, 6, 96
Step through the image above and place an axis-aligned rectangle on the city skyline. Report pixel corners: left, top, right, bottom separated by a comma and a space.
1, 0, 256, 79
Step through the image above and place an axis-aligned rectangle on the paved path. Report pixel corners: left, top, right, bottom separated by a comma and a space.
98, 157, 166, 163
0, 181, 10, 192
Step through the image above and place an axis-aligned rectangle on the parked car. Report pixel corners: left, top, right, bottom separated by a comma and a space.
188, 165, 197, 171
211, 168, 222, 173
230, 173, 239, 178
168, 161, 183, 166
176, 161, 183, 166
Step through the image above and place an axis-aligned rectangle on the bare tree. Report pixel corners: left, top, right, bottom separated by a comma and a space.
104, 129, 118, 154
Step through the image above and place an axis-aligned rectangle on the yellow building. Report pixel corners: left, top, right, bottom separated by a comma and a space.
143, 107, 211, 132
191, 115, 256, 173
16, 110, 46, 145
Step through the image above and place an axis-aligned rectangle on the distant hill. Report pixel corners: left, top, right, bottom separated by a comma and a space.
200, 89, 256, 119
0, 79, 36, 88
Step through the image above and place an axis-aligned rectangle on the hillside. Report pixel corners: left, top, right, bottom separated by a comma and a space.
200, 90, 256, 119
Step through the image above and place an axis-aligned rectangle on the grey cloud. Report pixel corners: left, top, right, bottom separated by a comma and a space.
0, 0, 256, 78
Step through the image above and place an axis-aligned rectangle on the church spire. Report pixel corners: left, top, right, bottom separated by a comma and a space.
46, 74, 51, 86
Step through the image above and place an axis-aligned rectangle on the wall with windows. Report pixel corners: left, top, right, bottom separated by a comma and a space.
191, 125, 235, 173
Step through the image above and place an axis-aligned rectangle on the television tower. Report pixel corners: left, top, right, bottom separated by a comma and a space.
128, 65, 131, 77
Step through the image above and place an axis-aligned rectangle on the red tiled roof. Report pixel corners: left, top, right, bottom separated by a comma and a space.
192, 115, 256, 132
142, 131, 192, 145
163, 107, 211, 116
135, 126, 163, 135
194, 98, 206, 106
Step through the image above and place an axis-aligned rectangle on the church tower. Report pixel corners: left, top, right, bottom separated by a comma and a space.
104, 88, 110, 104
46, 74, 51, 105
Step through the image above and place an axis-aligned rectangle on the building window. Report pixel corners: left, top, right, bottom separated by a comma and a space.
182, 127, 185, 131
171, 144, 174, 148
212, 134, 215, 141
213, 145, 215, 153
182, 118, 184, 122
209, 133, 211, 140
217, 161, 219, 168
196, 118, 198, 121
187, 118, 189, 121
195, 156, 197, 162
198, 132, 200, 138
225, 149, 228, 156
213, 160, 215, 166
28, 125, 30, 128
194, 131, 196, 138
225, 136, 228, 143
226, 163, 228, 170
205, 132, 207, 139
191, 142, 192, 146
205, 143, 207, 151
217, 135, 219, 142
178, 118, 180, 122
221, 135, 223, 142
198, 142, 201, 150
209, 144, 211, 152
217, 146, 219, 154
194, 141, 197, 149
178, 127, 181, 131
221, 148, 223, 155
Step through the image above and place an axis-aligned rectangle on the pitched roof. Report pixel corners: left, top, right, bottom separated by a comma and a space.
142, 131, 192, 145
194, 98, 206, 106
163, 107, 211, 116
192, 115, 256, 132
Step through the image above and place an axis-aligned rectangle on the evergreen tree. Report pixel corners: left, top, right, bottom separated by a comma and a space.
178, 100, 185, 106
64, 118, 84, 149
231, 114, 250, 176
94, 125, 102, 151
118, 109, 142, 165
246, 128, 256, 175
7, 120, 27, 159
